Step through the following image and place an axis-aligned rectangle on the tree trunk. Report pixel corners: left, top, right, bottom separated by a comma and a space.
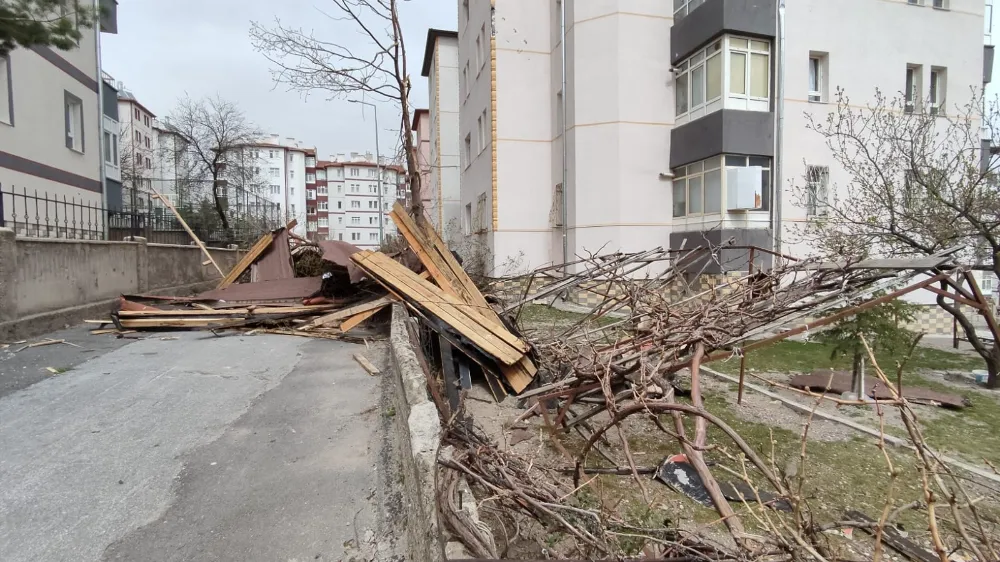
851, 347, 864, 397
987, 341, 1000, 389
211, 175, 230, 235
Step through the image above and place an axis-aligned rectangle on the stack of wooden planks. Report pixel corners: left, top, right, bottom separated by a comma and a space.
350, 203, 537, 394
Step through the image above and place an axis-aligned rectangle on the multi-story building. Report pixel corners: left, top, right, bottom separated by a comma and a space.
100, 76, 123, 211
412, 108, 433, 214
458, 0, 991, 273
116, 84, 157, 210
420, 29, 462, 240
0, 0, 120, 222
314, 152, 401, 247
251, 135, 311, 238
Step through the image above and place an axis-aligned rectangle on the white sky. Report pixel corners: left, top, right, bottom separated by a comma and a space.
102, 0, 457, 160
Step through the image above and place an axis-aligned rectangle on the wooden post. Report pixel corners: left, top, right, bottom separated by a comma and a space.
737, 352, 747, 405
953, 315, 959, 349
149, 187, 224, 277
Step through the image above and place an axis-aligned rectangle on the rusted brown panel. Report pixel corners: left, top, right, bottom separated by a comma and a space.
790, 371, 968, 409
195, 277, 322, 303
256, 229, 294, 282
317, 240, 366, 284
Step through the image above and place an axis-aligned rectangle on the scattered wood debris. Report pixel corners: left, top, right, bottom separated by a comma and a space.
353, 354, 380, 376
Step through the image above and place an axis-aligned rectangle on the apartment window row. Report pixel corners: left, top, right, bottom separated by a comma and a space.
906, 0, 948, 8
673, 0, 706, 21
905, 65, 947, 114
675, 36, 770, 125
671, 155, 770, 217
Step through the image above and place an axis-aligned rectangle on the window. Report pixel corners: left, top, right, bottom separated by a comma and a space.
982, 275, 995, 292
351, 232, 360, 241
463, 63, 469, 98
317, 169, 326, 180
307, 206, 316, 215
270, 185, 280, 194
144, 115, 149, 127
64, 92, 84, 152
370, 232, 378, 241
351, 167, 360, 176
308, 221, 318, 232
351, 183, 359, 193
338, 233, 344, 240
368, 168, 376, 178
145, 157, 151, 169
933, 0, 947, 7
269, 150, 277, 158
369, 216, 376, 224
318, 185, 328, 195
338, 217, 343, 224
675, 37, 767, 123
930, 67, 946, 115
289, 153, 295, 162
135, 130, 140, 142
805, 165, 830, 216
290, 170, 295, 178
905, 65, 922, 114
351, 200, 360, 208
477, 25, 486, 72
319, 217, 328, 227
112, 134, 118, 165
269, 167, 279, 178
337, 201, 342, 209
291, 204, 296, 214
464, 134, 472, 168
369, 200, 377, 209
306, 173, 315, 182
290, 187, 295, 195
673, 0, 705, 21
306, 156, 316, 167
0, 55, 12, 125
104, 132, 112, 163
808, 53, 828, 102
338, 168, 344, 177
672, 157, 722, 217
307, 189, 316, 199
351, 216, 360, 225
135, 108, 140, 119
671, 155, 768, 216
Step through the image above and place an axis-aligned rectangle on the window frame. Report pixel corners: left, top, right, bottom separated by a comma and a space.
805, 165, 830, 217
64, 91, 84, 153
675, 35, 770, 124
929, 67, 946, 115
673, 0, 706, 21
671, 154, 771, 217
0, 54, 12, 126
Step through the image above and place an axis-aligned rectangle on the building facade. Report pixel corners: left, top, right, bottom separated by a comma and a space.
421, 29, 463, 241
458, 0, 991, 274
0, 0, 120, 226
412, 108, 434, 215
116, 86, 157, 211
312, 152, 402, 248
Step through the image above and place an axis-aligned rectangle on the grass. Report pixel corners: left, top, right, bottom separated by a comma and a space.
515, 304, 620, 332
711, 339, 985, 376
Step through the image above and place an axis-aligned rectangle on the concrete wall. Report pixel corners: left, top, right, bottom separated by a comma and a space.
0, 227, 242, 339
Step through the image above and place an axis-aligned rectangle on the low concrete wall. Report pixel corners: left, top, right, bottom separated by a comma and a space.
0, 228, 242, 339
388, 304, 445, 562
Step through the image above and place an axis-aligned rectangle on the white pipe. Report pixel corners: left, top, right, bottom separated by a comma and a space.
94, 0, 107, 234
774, 0, 786, 259
560, 0, 569, 272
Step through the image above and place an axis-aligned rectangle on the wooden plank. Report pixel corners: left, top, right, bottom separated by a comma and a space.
353, 256, 525, 365
149, 187, 224, 277
440, 336, 461, 414
217, 230, 276, 289
339, 305, 387, 333
118, 305, 339, 317
391, 203, 536, 392
844, 510, 940, 562
352, 252, 527, 364
300, 296, 395, 330
355, 252, 527, 352
353, 354, 380, 375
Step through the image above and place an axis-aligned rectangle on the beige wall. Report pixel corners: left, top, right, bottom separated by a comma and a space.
0, 31, 101, 207
429, 35, 463, 240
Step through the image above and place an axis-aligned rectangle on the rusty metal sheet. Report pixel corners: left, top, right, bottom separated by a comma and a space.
790, 371, 969, 408
255, 228, 294, 282
195, 276, 323, 303
317, 240, 366, 284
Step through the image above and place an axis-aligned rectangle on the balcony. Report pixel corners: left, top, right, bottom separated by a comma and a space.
671, 0, 776, 65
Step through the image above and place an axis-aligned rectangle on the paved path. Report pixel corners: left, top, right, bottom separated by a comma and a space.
0, 330, 393, 562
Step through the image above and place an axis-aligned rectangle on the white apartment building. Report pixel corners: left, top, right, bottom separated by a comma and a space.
420, 29, 463, 241
116, 87, 156, 210
458, 0, 991, 275
251, 135, 312, 238
0, 0, 120, 222
316, 152, 402, 248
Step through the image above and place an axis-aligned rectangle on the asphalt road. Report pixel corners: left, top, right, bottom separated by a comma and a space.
0, 329, 396, 562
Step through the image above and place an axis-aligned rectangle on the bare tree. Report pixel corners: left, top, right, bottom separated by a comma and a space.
164, 95, 264, 234
796, 88, 1000, 387
249, 0, 422, 215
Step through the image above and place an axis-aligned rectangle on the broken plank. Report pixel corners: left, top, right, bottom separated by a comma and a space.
440, 336, 461, 414
352, 252, 526, 365
339, 305, 387, 333
117, 305, 339, 317
216, 221, 295, 289
353, 354, 380, 375
844, 510, 940, 562
149, 186, 224, 277
300, 296, 395, 330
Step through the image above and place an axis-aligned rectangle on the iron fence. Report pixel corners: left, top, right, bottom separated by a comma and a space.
1, 183, 284, 248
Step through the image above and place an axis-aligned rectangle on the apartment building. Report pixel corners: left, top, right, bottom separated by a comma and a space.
458, 0, 990, 273
313, 152, 402, 248
412, 108, 434, 214
420, 29, 463, 240
251, 135, 311, 238
116, 86, 156, 210
0, 0, 120, 218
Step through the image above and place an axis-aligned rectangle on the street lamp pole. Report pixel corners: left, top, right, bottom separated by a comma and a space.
349, 100, 383, 245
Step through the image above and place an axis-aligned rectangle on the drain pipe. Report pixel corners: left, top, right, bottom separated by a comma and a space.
560, 0, 569, 273
773, 0, 786, 259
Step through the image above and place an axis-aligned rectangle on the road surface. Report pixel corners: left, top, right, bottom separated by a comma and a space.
0, 328, 401, 562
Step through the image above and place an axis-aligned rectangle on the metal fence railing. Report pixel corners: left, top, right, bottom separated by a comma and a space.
1, 184, 284, 248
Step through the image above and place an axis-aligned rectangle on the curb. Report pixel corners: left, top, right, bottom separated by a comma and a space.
388, 303, 445, 562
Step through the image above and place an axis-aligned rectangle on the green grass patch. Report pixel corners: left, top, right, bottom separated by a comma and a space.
710, 339, 985, 376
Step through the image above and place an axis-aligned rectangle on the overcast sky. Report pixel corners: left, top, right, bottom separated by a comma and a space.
104, 1, 998, 159
102, 0, 456, 160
